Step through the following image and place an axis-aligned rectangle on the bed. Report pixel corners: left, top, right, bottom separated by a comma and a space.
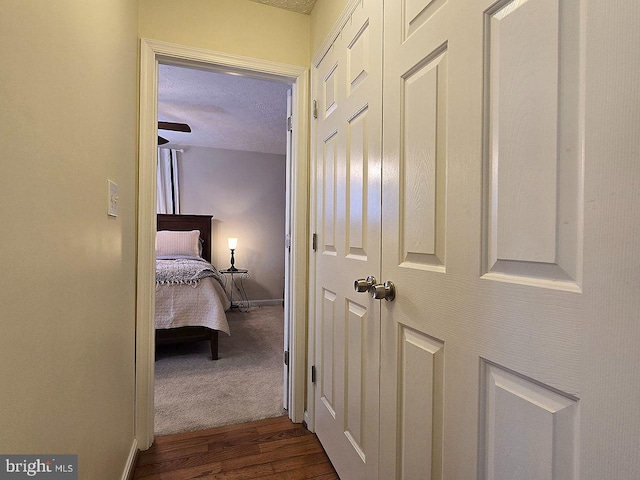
155, 214, 231, 360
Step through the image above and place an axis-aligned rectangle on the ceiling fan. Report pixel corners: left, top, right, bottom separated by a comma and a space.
158, 121, 191, 145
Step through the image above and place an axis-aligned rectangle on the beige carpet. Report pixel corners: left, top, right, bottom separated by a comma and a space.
154, 305, 286, 436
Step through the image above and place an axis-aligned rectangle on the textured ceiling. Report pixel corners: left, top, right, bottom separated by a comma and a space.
248, 0, 317, 14
157, 64, 290, 155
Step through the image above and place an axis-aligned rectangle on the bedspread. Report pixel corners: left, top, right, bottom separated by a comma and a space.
155, 276, 231, 335
156, 257, 223, 287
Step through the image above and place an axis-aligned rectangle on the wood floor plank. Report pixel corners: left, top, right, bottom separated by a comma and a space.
134, 461, 223, 480
136, 444, 263, 478
133, 417, 338, 480
220, 440, 324, 472
136, 444, 209, 467
251, 462, 339, 480
270, 451, 335, 473
257, 432, 319, 454
255, 417, 303, 434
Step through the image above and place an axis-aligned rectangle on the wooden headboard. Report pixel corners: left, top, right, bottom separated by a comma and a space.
157, 214, 213, 262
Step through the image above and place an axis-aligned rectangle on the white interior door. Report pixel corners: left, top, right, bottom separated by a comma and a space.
379, 0, 640, 479
312, 1, 383, 479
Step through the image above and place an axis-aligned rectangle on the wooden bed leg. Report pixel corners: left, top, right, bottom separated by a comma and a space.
210, 330, 219, 360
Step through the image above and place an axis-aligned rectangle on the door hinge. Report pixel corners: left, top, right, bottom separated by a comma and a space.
311, 365, 316, 383
312, 233, 318, 252
284, 350, 289, 366
287, 115, 293, 131
313, 100, 318, 119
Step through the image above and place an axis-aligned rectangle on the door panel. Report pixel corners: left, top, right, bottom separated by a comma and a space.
313, 2, 383, 479
397, 327, 445, 479
488, 0, 561, 266
344, 300, 368, 459
346, 107, 370, 259
484, 0, 583, 286
404, 0, 448, 39
401, 46, 448, 269
320, 288, 337, 413
480, 361, 579, 480
321, 130, 338, 255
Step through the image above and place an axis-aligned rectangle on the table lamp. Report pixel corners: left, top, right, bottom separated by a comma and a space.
228, 237, 238, 271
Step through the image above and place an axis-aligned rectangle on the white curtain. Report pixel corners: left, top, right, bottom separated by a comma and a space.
157, 148, 180, 214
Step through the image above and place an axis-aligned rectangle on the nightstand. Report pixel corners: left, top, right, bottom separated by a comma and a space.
219, 268, 250, 311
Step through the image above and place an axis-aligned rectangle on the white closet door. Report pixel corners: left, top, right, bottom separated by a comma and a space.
378, 0, 639, 478
312, 1, 383, 479
312, 1, 640, 479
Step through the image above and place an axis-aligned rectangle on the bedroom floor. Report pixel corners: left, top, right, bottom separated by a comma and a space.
133, 416, 339, 479
154, 305, 286, 435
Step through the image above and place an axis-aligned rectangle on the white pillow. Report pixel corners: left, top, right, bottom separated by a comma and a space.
156, 230, 201, 257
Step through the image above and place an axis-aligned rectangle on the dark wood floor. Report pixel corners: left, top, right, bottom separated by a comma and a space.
133, 416, 339, 480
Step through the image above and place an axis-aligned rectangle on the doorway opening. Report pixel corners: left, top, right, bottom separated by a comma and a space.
136, 39, 309, 449
154, 62, 291, 436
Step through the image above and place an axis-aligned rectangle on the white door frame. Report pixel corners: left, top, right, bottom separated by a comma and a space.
135, 38, 310, 450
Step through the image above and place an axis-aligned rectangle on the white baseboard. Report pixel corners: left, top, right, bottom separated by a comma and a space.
304, 410, 314, 432
121, 439, 138, 480
247, 299, 283, 307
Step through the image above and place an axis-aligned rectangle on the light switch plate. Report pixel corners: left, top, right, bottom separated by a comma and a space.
107, 180, 118, 217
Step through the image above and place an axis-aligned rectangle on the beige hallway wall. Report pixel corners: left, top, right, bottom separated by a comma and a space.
310, 0, 350, 57
0, 1, 138, 478
139, 0, 311, 66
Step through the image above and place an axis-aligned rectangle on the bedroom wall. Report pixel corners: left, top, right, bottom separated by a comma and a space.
0, 1, 137, 479
138, 0, 310, 66
177, 147, 286, 303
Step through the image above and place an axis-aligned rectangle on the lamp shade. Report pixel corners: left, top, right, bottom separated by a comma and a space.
228, 237, 238, 250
